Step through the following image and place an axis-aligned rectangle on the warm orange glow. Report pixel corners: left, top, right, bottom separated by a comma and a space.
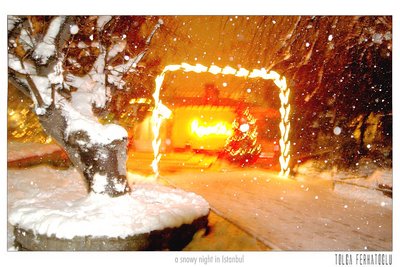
152, 63, 291, 178
129, 98, 151, 104
191, 119, 233, 138
171, 106, 236, 151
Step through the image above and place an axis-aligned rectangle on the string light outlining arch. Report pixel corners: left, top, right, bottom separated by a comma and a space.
151, 63, 291, 178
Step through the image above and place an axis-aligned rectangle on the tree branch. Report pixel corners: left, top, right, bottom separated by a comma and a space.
9, 63, 45, 108
51, 84, 56, 108
146, 19, 163, 45
8, 16, 26, 37
8, 70, 32, 99
103, 18, 163, 92
25, 75, 45, 108
56, 16, 75, 56
124, 19, 163, 70
31, 16, 66, 66
267, 16, 302, 72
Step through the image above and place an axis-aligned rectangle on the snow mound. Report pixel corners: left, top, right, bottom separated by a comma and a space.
295, 160, 392, 208
8, 166, 209, 240
334, 169, 392, 208
334, 183, 392, 209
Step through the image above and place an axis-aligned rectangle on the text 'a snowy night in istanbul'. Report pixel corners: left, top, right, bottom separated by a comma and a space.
176, 254, 244, 264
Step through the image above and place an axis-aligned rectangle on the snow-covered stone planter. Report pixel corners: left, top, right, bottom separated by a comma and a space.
10, 183, 209, 251
8, 166, 209, 251
13, 215, 208, 251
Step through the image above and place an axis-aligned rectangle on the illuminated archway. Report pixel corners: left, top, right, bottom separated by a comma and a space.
151, 63, 291, 178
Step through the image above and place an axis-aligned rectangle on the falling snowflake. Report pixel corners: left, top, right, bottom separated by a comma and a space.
333, 126, 342, 135
70, 25, 79, 35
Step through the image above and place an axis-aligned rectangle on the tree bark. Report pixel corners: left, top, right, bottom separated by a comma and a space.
38, 105, 130, 197
358, 114, 369, 156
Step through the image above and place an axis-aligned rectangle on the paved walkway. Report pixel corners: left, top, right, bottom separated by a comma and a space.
186, 211, 270, 251
162, 169, 392, 251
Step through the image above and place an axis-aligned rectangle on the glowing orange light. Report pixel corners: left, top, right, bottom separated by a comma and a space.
191, 119, 233, 138
129, 98, 151, 104
152, 63, 291, 178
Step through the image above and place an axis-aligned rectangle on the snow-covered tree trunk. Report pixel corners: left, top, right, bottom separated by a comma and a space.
37, 105, 130, 196
8, 16, 162, 197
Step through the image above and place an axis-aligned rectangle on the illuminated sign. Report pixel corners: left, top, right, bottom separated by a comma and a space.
191, 119, 232, 138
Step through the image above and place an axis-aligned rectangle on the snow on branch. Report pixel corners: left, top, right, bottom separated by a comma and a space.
48, 59, 69, 91
66, 17, 163, 94
8, 53, 37, 75
32, 16, 66, 65
107, 41, 127, 61
19, 28, 35, 51
7, 16, 24, 33
65, 48, 108, 114
97, 16, 112, 30
30, 75, 52, 107
146, 18, 163, 45
10, 16, 163, 116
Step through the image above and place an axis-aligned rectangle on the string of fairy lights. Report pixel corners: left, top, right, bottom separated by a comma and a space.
151, 63, 291, 178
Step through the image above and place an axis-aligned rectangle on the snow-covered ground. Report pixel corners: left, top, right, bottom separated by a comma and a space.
8, 166, 209, 249
296, 160, 392, 207
6, 142, 392, 251
163, 168, 392, 251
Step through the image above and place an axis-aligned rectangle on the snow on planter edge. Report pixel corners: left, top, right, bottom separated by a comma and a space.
8, 166, 209, 240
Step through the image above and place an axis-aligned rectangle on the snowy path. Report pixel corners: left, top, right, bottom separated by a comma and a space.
163, 169, 392, 250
